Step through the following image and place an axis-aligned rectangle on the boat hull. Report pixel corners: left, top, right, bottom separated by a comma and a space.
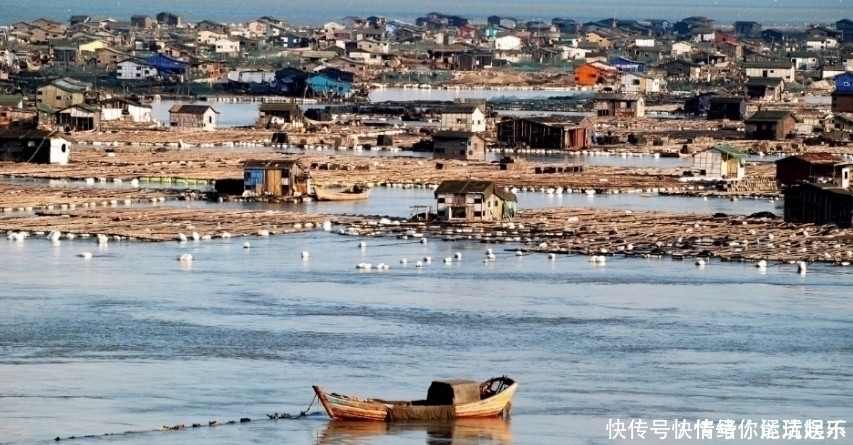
314, 188, 370, 201
312, 378, 517, 422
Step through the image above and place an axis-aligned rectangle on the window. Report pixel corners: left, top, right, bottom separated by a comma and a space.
61, 144, 66, 153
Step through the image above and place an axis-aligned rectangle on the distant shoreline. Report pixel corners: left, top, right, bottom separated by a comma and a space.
0, 1, 846, 29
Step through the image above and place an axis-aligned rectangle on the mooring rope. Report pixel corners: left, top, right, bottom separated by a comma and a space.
53, 395, 319, 442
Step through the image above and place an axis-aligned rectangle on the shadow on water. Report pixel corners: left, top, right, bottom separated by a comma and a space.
317, 418, 512, 445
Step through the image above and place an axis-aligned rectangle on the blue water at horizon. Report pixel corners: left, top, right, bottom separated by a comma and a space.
0, 0, 847, 28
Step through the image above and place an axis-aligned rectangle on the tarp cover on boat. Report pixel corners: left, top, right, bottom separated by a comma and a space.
387, 404, 456, 421
426, 380, 481, 405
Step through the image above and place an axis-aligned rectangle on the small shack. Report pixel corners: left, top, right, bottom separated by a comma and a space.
168, 104, 219, 131
783, 167, 853, 226
0, 128, 73, 164
434, 179, 517, 222
775, 152, 843, 186
744, 110, 796, 140
242, 159, 312, 198
496, 116, 592, 149
692, 144, 748, 179
707, 96, 747, 120
745, 78, 784, 101
592, 92, 645, 118
258, 102, 303, 126
56, 103, 101, 131
432, 131, 485, 161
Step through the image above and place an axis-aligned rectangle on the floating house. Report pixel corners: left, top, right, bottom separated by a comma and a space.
0, 128, 72, 164
784, 165, 853, 227
775, 152, 843, 186
496, 116, 592, 150
242, 159, 313, 198
434, 179, 517, 222
744, 110, 796, 140
168, 104, 219, 131
692, 144, 747, 180
432, 131, 485, 161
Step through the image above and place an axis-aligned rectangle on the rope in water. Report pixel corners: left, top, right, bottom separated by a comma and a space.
54, 394, 317, 442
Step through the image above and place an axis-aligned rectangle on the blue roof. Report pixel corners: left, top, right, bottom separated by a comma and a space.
146, 54, 188, 73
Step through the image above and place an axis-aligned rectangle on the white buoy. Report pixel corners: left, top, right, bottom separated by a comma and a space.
423, 256, 432, 264
515, 250, 523, 256
485, 248, 493, 255
358, 241, 366, 248
177, 232, 187, 242
443, 257, 453, 263
548, 253, 556, 260
756, 260, 767, 268
454, 252, 462, 260
221, 232, 231, 239
191, 232, 200, 241
695, 259, 706, 266
96, 234, 109, 244
47, 230, 61, 242
415, 261, 423, 268
420, 237, 427, 244
78, 252, 92, 259
301, 251, 310, 259
243, 242, 251, 249
178, 253, 193, 263
797, 261, 807, 274
322, 221, 332, 232
400, 258, 408, 264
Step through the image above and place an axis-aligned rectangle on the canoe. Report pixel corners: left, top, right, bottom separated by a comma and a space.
313, 376, 517, 422
314, 186, 370, 201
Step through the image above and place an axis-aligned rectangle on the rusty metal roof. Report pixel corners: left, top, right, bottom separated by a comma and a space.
776, 152, 843, 165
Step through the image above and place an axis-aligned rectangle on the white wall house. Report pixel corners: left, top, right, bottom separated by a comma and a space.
743, 61, 795, 83
671, 41, 693, 57
634, 38, 656, 48
440, 105, 486, 132
494, 35, 522, 51
214, 38, 240, 56
806, 37, 838, 50
115, 59, 158, 80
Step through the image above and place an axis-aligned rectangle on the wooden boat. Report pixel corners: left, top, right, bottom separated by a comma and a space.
314, 185, 370, 201
312, 376, 517, 422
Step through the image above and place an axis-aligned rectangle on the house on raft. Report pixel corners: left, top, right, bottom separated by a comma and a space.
496, 116, 593, 150
168, 104, 219, 131
432, 131, 486, 161
784, 164, 853, 226
241, 159, 313, 198
691, 144, 748, 180
775, 152, 844, 186
0, 128, 72, 164
434, 179, 517, 222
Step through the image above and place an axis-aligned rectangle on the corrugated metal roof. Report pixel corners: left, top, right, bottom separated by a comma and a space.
0, 128, 75, 142
259, 102, 302, 112
711, 144, 748, 159
168, 104, 219, 115
243, 159, 299, 170
776, 152, 842, 164
746, 110, 794, 122
434, 179, 517, 202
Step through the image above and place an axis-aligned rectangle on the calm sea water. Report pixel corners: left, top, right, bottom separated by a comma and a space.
0, 0, 846, 27
1, 230, 852, 445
